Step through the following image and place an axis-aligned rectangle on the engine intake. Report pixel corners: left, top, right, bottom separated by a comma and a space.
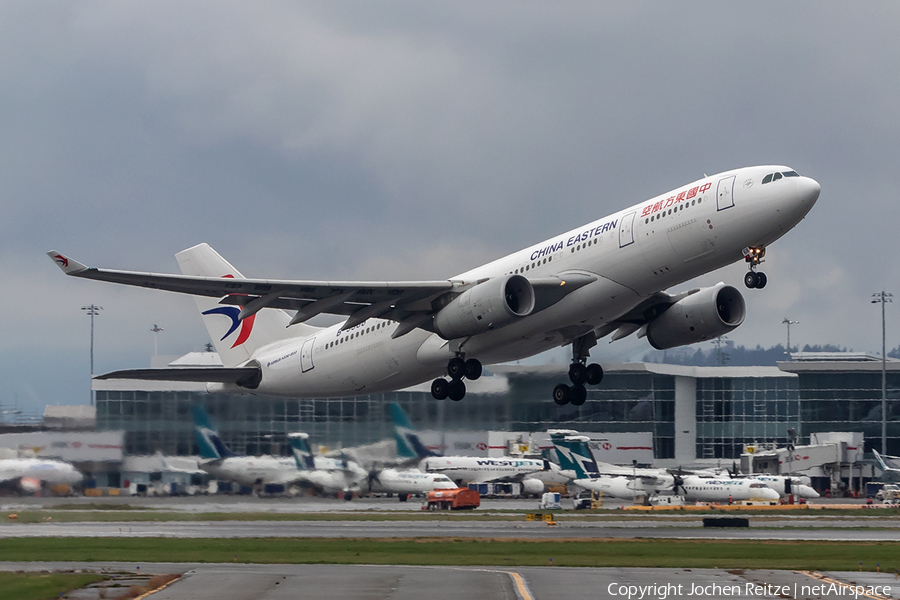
646, 284, 745, 350
434, 275, 535, 339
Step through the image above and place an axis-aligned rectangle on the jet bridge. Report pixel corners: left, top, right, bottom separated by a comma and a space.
741, 432, 872, 495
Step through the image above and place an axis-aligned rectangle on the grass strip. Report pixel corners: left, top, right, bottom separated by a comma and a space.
0, 572, 104, 600
0, 537, 898, 572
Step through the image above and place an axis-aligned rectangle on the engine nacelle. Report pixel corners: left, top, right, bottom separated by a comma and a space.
522, 478, 545, 496
646, 284, 745, 350
433, 275, 535, 339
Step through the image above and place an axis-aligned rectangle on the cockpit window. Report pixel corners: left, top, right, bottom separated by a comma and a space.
762, 170, 801, 184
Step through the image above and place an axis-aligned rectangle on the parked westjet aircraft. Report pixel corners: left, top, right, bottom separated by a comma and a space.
392, 402, 549, 494
50, 166, 819, 404
192, 407, 302, 488
552, 432, 780, 502
290, 433, 456, 501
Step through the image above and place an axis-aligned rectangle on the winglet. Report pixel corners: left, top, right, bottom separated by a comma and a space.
47, 251, 89, 275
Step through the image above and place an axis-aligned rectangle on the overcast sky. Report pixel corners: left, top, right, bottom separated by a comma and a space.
2, 2, 898, 416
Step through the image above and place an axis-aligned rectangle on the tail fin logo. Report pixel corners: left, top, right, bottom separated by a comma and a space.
201, 306, 256, 348
201, 274, 256, 348
53, 254, 69, 268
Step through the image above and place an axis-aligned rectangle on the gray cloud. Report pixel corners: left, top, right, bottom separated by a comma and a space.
2, 1, 898, 413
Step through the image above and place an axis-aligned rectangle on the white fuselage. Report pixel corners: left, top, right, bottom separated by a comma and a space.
366, 468, 456, 495
679, 476, 781, 502
215, 166, 819, 398
199, 455, 298, 487
200, 454, 366, 494
0, 458, 83, 487
420, 456, 546, 485
746, 475, 819, 499
570, 475, 672, 500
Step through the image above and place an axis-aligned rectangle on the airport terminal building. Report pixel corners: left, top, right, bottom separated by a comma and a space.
92, 352, 899, 465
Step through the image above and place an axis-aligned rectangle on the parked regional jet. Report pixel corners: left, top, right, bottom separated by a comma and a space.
291, 432, 456, 501
552, 432, 779, 502
288, 433, 367, 500
0, 458, 83, 494
391, 402, 548, 494
363, 468, 457, 500
50, 166, 819, 404
551, 433, 673, 499
192, 407, 301, 488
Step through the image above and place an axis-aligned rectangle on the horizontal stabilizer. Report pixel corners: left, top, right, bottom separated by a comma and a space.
94, 367, 261, 387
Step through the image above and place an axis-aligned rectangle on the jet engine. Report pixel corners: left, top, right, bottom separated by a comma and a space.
433, 275, 535, 339
522, 478, 545, 497
645, 284, 745, 350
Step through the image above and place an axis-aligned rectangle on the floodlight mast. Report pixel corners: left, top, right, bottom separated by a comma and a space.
82, 304, 102, 406
872, 291, 892, 455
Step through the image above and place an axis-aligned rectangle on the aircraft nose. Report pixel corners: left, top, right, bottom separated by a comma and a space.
797, 176, 821, 205
799, 485, 819, 499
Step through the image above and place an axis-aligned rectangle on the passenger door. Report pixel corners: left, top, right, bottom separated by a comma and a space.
717, 176, 735, 211
300, 337, 315, 373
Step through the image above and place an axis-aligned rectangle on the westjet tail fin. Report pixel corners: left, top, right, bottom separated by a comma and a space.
550, 433, 599, 479
288, 433, 316, 471
873, 449, 900, 472
175, 243, 317, 367
191, 406, 239, 460
390, 403, 440, 460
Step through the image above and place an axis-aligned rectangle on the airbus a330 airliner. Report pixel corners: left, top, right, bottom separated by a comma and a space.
50, 165, 819, 405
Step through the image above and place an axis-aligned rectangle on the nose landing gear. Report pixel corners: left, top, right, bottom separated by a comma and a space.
431, 356, 482, 401
743, 247, 767, 289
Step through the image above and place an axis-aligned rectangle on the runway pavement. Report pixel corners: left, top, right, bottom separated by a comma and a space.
1, 562, 897, 600
1, 518, 898, 541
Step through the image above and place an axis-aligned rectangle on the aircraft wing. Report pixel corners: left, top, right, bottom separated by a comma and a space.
48, 250, 597, 335
93, 367, 261, 386
48, 250, 459, 333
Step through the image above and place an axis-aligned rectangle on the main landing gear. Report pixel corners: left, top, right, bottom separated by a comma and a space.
553, 333, 603, 406
431, 356, 482, 401
743, 246, 767, 289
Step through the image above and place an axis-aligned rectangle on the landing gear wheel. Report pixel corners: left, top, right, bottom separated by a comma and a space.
553, 384, 571, 405
430, 378, 449, 400
744, 271, 759, 289
343, 492, 353, 501
568, 363, 588, 385
586, 363, 604, 386
464, 358, 483, 380
755, 272, 767, 289
447, 357, 466, 380
447, 379, 466, 401
570, 385, 587, 406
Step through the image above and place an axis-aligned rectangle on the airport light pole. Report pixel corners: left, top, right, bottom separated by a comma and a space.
782, 318, 799, 360
872, 291, 892, 454
151, 324, 164, 357
82, 304, 103, 406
